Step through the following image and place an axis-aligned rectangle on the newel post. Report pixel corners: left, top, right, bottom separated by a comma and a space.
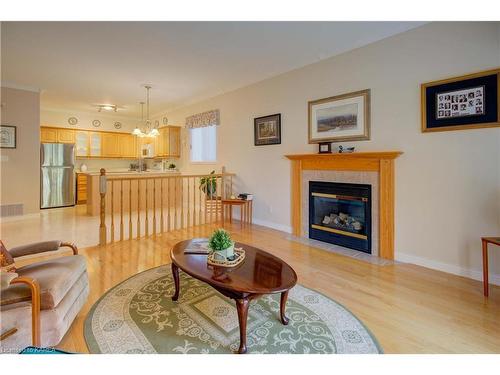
99, 168, 107, 246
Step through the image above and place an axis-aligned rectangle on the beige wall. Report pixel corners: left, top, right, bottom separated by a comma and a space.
159, 22, 500, 282
1, 87, 41, 214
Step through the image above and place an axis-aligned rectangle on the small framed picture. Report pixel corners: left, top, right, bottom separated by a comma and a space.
254, 113, 281, 146
0, 125, 16, 149
421, 68, 500, 132
318, 142, 332, 154
308, 89, 370, 143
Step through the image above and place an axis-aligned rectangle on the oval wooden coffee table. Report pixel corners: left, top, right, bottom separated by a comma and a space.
170, 239, 298, 354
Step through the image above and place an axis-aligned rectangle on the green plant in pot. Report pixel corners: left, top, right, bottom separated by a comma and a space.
208, 228, 235, 260
199, 170, 217, 198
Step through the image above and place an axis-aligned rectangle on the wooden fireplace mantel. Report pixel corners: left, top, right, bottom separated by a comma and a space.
285, 151, 403, 259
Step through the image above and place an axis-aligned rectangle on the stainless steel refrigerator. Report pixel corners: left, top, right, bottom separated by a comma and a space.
40, 143, 75, 209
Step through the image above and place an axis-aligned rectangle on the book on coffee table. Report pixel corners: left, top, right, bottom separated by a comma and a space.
183, 239, 210, 255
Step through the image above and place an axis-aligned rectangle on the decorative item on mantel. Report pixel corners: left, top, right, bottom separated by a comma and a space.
207, 228, 245, 267
338, 145, 355, 153
318, 142, 332, 154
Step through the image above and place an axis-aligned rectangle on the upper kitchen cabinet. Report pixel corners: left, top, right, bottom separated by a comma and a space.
75, 131, 89, 157
156, 126, 181, 158
57, 128, 76, 143
120, 134, 137, 158
89, 132, 102, 157
102, 133, 121, 158
40, 126, 75, 144
40, 127, 58, 143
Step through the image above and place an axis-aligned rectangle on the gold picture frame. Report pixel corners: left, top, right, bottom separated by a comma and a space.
308, 89, 370, 144
421, 68, 500, 133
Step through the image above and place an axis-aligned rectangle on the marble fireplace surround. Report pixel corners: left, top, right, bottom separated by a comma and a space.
285, 152, 402, 260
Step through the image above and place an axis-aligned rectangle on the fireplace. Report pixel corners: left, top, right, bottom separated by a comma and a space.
309, 181, 372, 253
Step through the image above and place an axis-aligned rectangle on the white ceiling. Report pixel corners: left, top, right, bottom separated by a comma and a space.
1, 22, 425, 118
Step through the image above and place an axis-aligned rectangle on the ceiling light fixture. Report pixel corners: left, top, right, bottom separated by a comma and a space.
132, 85, 159, 138
97, 104, 118, 112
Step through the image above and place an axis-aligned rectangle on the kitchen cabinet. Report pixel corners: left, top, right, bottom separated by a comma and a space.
40, 126, 178, 159
41, 127, 75, 144
156, 126, 181, 158
90, 132, 102, 157
120, 134, 137, 158
57, 128, 76, 143
40, 127, 59, 143
75, 131, 89, 157
102, 133, 121, 157
76, 173, 87, 204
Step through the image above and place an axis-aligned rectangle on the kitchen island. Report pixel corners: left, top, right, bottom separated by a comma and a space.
83, 170, 181, 216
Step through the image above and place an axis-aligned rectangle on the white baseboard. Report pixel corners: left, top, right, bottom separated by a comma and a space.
396, 251, 500, 286
252, 218, 292, 234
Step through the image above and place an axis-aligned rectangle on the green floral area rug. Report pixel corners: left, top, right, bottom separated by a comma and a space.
84, 265, 382, 354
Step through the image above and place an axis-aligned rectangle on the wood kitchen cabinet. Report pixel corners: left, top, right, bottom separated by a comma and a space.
76, 173, 87, 204
41, 127, 75, 143
75, 131, 89, 157
156, 126, 181, 158
120, 134, 137, 158
89, 132, 102, 157
102, 133, 121, 157
40, 125, 179, 159
57, 128, 76, 143
40, 127, 59, 143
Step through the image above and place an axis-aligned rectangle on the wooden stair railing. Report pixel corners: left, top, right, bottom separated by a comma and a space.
98, 168, 234, 245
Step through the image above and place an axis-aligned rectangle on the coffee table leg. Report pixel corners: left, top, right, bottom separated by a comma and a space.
280, 291, 290, 325
235, 298, 249, 354
171, 263, 180, 301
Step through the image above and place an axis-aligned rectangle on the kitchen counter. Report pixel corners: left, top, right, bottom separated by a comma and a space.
84, 170, 182, 216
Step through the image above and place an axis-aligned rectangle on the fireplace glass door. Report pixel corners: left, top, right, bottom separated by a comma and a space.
309, 181, 371, 253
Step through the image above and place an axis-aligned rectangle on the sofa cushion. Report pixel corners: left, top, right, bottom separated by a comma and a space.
8, 255, 87, 309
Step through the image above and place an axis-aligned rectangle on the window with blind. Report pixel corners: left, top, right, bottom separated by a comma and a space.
190, 125, 217, 163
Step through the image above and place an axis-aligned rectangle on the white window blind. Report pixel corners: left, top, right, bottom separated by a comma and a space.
190, 125, 217, 163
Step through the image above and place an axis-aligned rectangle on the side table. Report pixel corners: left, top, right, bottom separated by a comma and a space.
221, 199, 253, 227
481, 237, 500, 297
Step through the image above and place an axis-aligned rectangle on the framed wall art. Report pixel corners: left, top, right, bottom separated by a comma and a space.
308, 89, 370, 143
254, 113, 281, 146
421, 68, 500, 132
0, 125, 16, 149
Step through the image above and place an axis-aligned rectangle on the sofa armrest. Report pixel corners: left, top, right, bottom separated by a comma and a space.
3, 276, 41, 347
9, 240, 78, 258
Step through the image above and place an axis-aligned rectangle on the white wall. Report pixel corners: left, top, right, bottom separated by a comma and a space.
158, 22, 500, 282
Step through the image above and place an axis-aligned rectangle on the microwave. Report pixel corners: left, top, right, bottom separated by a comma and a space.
141, 144, 154, 158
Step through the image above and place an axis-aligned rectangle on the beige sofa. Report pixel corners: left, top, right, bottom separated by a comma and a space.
0, 241, 89, 353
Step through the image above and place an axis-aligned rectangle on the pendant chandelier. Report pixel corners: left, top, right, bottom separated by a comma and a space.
132, 85, 159, 137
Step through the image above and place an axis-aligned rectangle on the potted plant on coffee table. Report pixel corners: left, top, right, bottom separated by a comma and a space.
208, 228, 234, 260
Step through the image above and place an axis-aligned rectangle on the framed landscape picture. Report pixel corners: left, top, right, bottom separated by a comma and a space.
0, 125, 16, 149
254, 113, 281, 146
308, 89, 370, 143
421, 68, 500, 132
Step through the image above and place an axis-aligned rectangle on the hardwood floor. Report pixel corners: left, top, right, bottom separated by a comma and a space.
16, 221, 500, 353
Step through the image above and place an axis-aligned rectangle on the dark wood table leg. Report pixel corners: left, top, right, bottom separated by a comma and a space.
171, 263, 180, 301
280, 290, 290, 325
482, 239, 489, 297
235, 297, 249, 354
